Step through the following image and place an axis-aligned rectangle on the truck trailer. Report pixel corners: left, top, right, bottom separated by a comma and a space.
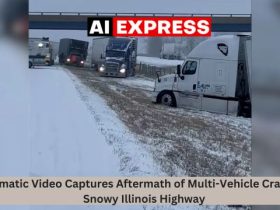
91, 37, 110, 70
152, 35, 251, 117
97, 37, 137, 78
59, 38, 89, 67
29, 37, 54, 68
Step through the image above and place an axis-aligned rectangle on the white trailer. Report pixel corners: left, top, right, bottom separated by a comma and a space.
91, 37, 110, 70
152, 35, 251, 117
50, 41, 60, 64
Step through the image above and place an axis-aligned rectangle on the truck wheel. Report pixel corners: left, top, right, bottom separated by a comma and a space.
159, 91, 176, 107
29, 61, 33, 68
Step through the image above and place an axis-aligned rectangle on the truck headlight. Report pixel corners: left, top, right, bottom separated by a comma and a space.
66, 58, 70, 62
99, 65, 105, 72
80, 60, 84, 64
120, 68, 126, 74
38, 43, 44, 48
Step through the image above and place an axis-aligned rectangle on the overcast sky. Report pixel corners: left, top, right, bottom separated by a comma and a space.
29, 0, 251, 14
29, 0, 251, 42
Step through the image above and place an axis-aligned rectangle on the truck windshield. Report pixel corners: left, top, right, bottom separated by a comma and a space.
107, 38, 130, 51
29, 40, 50, 56
106, 50, 125, 58
70, 49, 84, 55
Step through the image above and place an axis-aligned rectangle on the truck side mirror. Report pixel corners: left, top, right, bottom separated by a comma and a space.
156, 70, 161, 83
177, 65, 181, 75
177, 65, 185, 80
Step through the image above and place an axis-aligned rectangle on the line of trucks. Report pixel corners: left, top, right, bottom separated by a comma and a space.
57, 37, 137, 78
29, 35, 251, 117
29, 37, 137, 78
29, 38, 90, 68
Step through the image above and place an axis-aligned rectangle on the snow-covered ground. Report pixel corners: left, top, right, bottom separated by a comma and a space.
70, 68, 251, 178
97, 75, 155, 92
0, 53, 249, 209
28, 67, 120, 176
67, 70, 162, 176
27, 66, 160, 210
0, 63, 158, 178
0, 39, 31, 177
137, 56, 184, 67
0, 61, 156, 210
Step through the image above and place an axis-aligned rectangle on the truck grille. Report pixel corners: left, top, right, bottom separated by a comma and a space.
106, 62, 119, 72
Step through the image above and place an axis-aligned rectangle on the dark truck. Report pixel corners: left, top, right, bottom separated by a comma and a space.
98, 37, 137, 77
59, 38, 89, 67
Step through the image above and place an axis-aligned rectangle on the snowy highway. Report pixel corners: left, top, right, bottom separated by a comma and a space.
27, 66, 160, 177
69, 66, 251, 177
0, 63, 250, 210
0, 64, 157, 210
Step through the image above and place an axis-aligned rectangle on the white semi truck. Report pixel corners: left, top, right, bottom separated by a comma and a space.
152, 35, 251, 117
29, 37, 54, 68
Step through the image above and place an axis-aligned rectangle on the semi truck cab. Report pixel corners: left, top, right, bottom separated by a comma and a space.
29, 37, 54, 67
66, 53, 85, 66
152, 35, 251, 117
59, 39, 88, 67
99, 37, 137, 77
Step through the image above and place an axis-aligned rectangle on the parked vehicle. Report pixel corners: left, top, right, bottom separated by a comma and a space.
59, 38, 89, 67
97, 37, 137, 78
29, 37, 54, 67
152, 35, 251, 117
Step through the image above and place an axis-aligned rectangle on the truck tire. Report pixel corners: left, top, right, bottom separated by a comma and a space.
159, 91, 176, 107
29, 61, 33, 68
